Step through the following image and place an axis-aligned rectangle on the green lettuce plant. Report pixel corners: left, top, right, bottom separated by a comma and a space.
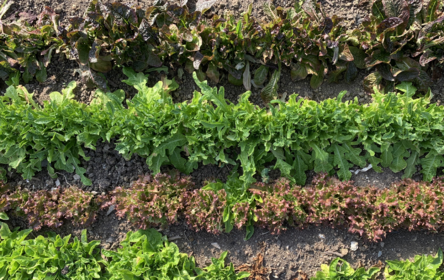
312, 258, 380, 279
3, 68, 444, 187
385, 249, 444, 279
0, 215, 247, 279
103, 229, 249, 280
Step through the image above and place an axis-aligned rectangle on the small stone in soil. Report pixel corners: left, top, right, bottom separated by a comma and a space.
55, 179, 60, 187
351, 241, 358, 251
378, 251, 382, 258
106, 205, 115, 216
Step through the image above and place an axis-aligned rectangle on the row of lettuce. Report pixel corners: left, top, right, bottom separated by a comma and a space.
0, 213, 249, 279
2, 172, 444, 242
0, 0, 443, 98
1, 202, 443, 279
1, 69, 444, 188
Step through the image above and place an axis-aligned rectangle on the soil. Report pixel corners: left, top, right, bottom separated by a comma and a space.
2, 0, 444, 278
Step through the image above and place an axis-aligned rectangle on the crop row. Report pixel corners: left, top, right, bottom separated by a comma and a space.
0, 214, 248, 280
1, 211, 442, 280
2, 172, 444, 241
0, 0, 443, 97
1, 69, 444, 186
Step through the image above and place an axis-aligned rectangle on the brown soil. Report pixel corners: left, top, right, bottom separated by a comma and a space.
3, 0, 444, 278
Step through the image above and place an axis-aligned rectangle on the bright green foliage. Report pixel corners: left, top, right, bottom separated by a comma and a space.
2, 70, 444, 185
0, 227, 104, 279
312, 258, 380, 279
0, 82, 108, 185
102, 229, 248, 280
385, 249, 444, 280
0, 220, 247, 280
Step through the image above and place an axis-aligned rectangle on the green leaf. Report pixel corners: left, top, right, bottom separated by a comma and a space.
0, 212, 8, 220
243, 62, 251, 91
206, 62, 220, 83
194, 72, 230, 112
349, 46, 366, 69
261, 69, 280, 104
253, 65, 268, 86
263, 1, 278, 20
329, 143, 353, 181
228, 73, 243, 86
291, 62, 308, 81
420, 151, 444, 182
122, 67, 149, 93
403, 151, 419, 179
426, 0, 439, 22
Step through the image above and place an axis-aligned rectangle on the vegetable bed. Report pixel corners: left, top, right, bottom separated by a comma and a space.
1, 0, 444, 279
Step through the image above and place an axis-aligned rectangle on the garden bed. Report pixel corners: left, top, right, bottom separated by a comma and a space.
1, 0, 444, 279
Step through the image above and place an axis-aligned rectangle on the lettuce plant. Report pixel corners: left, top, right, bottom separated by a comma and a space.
0, 226, 104, 280
0, 181, 108, 230
110, 172, 193, 229
355, 0, 444, 92
4, 69, 444, 190
0, 3, 63, 83
385, 249, 444, 279
312, 257, 380, 279
103, 229, 249, 280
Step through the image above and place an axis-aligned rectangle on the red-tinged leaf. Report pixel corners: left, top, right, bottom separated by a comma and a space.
376, 17, 403, 33
394, 67, 419, 81
425, 0, 439, 22
310, 67, 324, 89
414, 70, 432, 92
419, 50, 437, 67
365, 49, 391, 68
345, 62, 358, 83
372, 0, 386, 22
339, 44, 354, 62
147, 52, 162, 67
302, 0, 317, 19
321, 17, 333, 34
377, 63, 395, 81
109, 2, 138, 25
195, 0, 217, 12
90, 59, 112, 73
228, 73, 243, 86
328, 62, 347, 83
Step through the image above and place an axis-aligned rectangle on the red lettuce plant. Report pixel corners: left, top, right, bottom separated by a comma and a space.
183, 188, 227, 234
248, 179, 295, 234
110, 172, 193, 229
0, 182, 108, 230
